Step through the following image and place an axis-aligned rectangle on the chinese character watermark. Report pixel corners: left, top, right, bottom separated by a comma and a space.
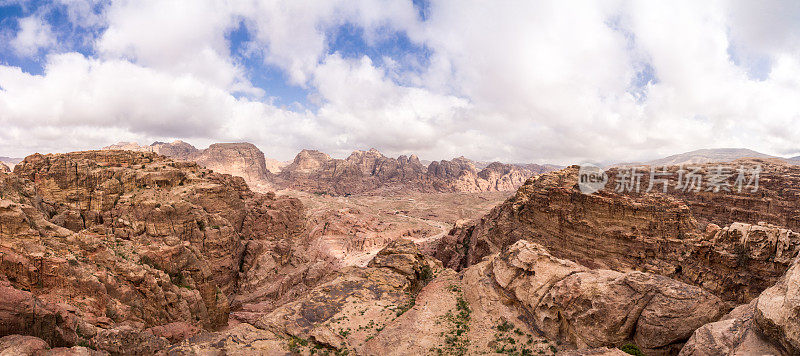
577, 164, 761, 195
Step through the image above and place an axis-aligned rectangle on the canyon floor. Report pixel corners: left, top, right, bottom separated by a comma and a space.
277, 189, 511, 267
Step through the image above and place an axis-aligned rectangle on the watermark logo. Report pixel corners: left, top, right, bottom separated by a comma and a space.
578, 163, 608, 194
576, 163, 762, 195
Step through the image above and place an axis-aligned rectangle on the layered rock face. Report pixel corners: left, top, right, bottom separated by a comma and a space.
0, 150, 305, 354
0, 161, 8, 173
192, 143, 273, 189
274, 149, 545, 195
102, 141, 279, 189
274, 149, 427, 195
436, 161, 800, 304
682, 253, 800, 355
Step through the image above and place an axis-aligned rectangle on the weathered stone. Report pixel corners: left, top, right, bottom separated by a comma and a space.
0, 151, 305, 355
493, 241, 726, 355
754, 257, 800, 354
0, 335, 49, 355
437, 162, 800, 304
680, 301, 786, 356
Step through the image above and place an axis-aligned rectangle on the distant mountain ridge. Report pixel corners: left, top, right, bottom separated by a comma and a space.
0, 156, 23, 169
613, 148, 783, 167
102, 141, 562, 195
273, 148, 543, 194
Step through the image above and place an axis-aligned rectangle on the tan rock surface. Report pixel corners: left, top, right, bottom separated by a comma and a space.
102, 141, 276, 190
0, 335, 50, 355
681, 255, 800, 355
437, 163, 800, 303
274, 149, 547, 195
754, 256, 800, 354
0, 150, 305, 354
680, 301, 786, 356
493, 241, 726, 355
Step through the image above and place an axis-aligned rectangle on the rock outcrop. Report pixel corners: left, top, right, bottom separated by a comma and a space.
103, 142, 559, 195
680, 301, 786, 355
102, 141, 278, 190
681, 254, 800, 355
274, 149, 547, 195
10, 148, 799, 355
0, 162, 8, 173
0, 150, 305, 354
169, 240, 445, 355
192, 143, 273, 189
164, 238, 740, 355
491, 241, 726, 355
753, 254, 800, 354
436, 162, 800, 304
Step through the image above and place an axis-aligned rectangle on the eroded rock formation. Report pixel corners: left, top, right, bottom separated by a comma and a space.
274, 148, 545, 195
0, 150, 305, 354
5, 149, 800, 355
436, 162, 800, 304
102, 141, 278, 189
103, 142, 558, 195
492, 241, 726, 355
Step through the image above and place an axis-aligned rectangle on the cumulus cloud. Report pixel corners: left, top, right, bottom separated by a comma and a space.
9, 15, 56, 57
1, 0, 800, 164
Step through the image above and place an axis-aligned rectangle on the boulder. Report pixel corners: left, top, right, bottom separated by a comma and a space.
493, 241, 727, 355
754, 256, 800, 354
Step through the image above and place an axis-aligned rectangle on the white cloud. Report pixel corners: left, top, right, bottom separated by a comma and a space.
10, 15, 56, 57
239, 0, 418, 85
2, 0, 800, 164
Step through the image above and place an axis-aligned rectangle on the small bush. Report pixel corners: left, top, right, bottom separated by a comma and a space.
419, 264, 434, 282
497, 320, 514, 332
620, 343, 646, 356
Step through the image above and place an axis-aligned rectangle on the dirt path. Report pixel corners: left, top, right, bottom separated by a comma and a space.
395, 213, 451, 243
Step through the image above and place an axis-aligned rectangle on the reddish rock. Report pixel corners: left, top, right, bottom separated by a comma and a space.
436, 163, 800, 303
0, 150, 305, 355
0, 335, 49, 355
274, 149, 545, 195
492, 241, 726, 355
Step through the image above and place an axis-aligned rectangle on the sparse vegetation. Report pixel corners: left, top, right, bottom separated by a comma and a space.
419, 264, 435, 282
620, 343, 646, 356
431, 284, 471, 356
492, 320, 544, 355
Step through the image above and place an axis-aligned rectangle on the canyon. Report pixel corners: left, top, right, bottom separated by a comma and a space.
1, 147, 799, 355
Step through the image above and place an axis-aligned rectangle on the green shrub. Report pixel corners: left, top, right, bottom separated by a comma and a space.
620, 343, 646, 356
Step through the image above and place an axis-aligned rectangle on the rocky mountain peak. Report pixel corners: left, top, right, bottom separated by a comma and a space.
287, 149, 332, 173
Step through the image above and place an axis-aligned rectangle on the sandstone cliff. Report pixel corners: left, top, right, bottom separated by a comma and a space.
0, 150, 306, 354
103, 142, 558, 195
102, 141, 279, 189
274, 148, 548, 195
436, 161, 800, 304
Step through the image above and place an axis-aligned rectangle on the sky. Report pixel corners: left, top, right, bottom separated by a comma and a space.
1, 0, 800, 164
